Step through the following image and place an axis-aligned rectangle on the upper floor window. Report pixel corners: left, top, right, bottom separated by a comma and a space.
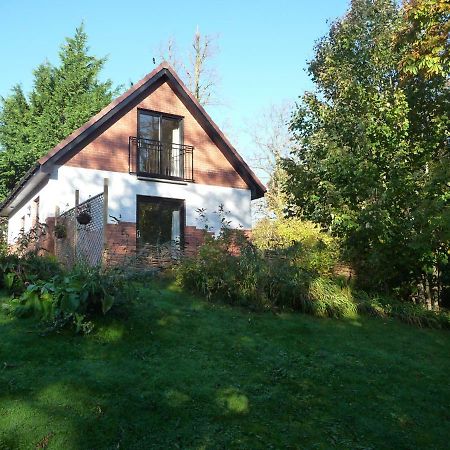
138, 110, 182, 145
137, 110, 183, 178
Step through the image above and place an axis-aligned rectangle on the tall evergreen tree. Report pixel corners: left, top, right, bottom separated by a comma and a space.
0, 85, 31, 153
0, 86, 34, 200
48, 24, 116, 145
0, 23, 117, 201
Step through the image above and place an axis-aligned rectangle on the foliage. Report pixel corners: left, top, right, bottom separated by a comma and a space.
176, 220, 447, 328
176, 229, 342, 318
177, 227, 304, 308
282, 0, 449, 306
397, 0, 450, 78
0, 252, 133, 333
356, 292, 450, 329
54, 223, 67, 239
0, 217, 7, 255
0, 252, 62, 296
0, 23, 118, 202
307, 277, 357, 318
252, 217, 340, 275
13, 222, 50, 256
8, 264, 130, 334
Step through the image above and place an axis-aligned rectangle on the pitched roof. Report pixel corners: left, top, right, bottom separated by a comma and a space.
0, 62, 265, 215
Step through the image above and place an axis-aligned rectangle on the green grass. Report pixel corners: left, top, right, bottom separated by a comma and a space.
1, 283, 449, 450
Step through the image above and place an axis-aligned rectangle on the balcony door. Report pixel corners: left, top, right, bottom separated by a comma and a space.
138, 110, 183, 178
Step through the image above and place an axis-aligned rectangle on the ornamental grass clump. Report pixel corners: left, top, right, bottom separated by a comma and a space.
356, 293, 450, 329
307, 277, 357, 318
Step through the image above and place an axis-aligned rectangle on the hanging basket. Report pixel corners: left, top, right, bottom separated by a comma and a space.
76, 211, 92, 225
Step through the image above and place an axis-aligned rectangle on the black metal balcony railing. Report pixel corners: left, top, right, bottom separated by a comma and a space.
129, 136, 194, 181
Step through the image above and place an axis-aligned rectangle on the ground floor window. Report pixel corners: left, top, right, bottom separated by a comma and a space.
136, 195, 185, 251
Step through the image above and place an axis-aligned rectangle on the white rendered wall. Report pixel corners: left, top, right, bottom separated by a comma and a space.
7, 197, 37, 243
8, 165, 252, 243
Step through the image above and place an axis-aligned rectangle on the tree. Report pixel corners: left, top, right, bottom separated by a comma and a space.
397, 0, 450, 79
0, 23, 117, 202
0, 86, 35, 200
158, 28, 220, 106
247, 102, 294, 217
0, 85, 31, 154
158, 36, 182, 73
282, 0, 449, 306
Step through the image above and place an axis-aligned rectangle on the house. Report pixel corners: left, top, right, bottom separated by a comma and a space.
0, 62, 265, 264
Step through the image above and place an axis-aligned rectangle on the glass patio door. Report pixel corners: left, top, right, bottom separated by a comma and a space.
136, 196, 184, 251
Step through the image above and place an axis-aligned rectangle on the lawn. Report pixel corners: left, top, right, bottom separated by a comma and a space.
0, 283, 449, 449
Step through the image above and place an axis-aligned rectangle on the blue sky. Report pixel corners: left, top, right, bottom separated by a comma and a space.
0, 0, 349, 169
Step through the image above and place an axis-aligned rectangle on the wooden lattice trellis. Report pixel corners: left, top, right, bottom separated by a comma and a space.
54, 179, 108, 267
55, 192, 105, 267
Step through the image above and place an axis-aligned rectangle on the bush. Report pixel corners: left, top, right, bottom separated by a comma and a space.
176, 229, 355, 317
356, 293, 450, 329
252, 217, 341, 275
1, 253, 135, 333
0, 253, 62, 295
176, 228, 448, 327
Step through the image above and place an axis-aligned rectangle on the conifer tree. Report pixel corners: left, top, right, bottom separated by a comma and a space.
0, 86, 33, 200
0, 23, 117, 201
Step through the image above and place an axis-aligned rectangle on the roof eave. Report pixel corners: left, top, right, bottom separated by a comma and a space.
162, 70, 266, 199
1, 62, 266, 213
0, 163, 48, 217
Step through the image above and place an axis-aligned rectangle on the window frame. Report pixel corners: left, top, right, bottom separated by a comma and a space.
137, 108, 184, 145
135, 195, 186, 250
136, 109, 185, 180
32, 196, 40, 227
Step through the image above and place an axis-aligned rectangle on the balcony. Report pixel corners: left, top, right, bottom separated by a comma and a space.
129, 136, 194, 182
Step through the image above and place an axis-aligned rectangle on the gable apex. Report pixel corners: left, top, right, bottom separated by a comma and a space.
1, 63, 265, 215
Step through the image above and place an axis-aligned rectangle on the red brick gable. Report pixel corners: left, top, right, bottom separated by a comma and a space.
1, 63, 265, 216
63, 78, 248, 189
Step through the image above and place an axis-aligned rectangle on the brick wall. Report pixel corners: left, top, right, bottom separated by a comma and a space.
38, 217, 55, 256
184, 226, 214, 256
33, 219, 252, 268
63, 80, 248, 190
103, 222, 252, 267
104, 222, 209, 265
103, 222, 136, 266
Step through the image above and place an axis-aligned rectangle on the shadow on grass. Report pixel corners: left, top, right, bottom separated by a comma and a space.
0, 287, 449, 449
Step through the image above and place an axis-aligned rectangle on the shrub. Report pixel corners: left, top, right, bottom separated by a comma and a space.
2, 256, 134, 334
252, 217, 341, 275
175, 228, 356, 317
356, 293, 450, 329
0, 253, 62, 295
176, 231, 262, 305
176, 227, 448, 328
